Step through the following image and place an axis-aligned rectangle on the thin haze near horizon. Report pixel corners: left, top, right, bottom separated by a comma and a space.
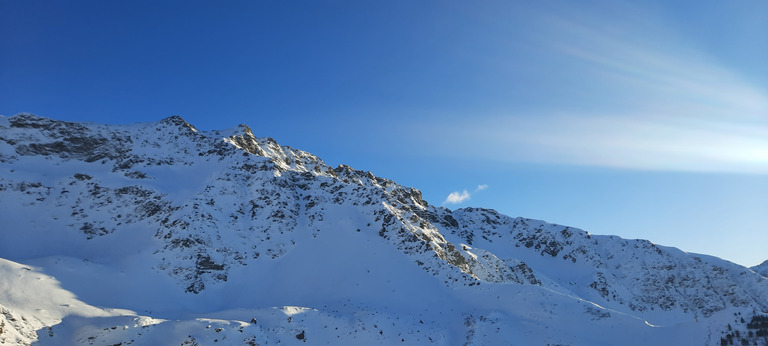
1, 1, 766, 266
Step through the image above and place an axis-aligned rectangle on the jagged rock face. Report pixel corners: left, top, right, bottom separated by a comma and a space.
443, 208, 768, 318
1, 114, 768, 345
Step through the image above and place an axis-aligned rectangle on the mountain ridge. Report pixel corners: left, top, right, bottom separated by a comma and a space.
1, 113, 766, 345
754, 260, 768, 278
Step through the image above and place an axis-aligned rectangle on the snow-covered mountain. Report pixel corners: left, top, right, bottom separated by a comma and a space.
1, 113, 766, 345
754, 261, 768, 278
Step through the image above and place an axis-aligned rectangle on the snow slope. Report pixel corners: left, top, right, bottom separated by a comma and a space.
1, 114, 766, 345
754, 260, 768, 278
0, 258, 131, 345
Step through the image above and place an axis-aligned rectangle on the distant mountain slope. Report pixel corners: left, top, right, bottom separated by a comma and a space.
1, 114, 766, 345
754, 260, 768, 278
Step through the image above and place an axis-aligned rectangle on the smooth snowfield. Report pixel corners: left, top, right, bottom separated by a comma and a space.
0, 248, 707, 345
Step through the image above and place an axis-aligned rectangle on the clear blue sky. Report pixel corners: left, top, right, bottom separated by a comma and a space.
2, 1, 766, 266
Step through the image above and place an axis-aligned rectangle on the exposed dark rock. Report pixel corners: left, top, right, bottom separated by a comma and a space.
74, 173, 92, 181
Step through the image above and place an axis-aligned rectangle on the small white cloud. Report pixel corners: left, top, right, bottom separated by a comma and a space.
444, 190, 470, 204
475, 184, 488, 192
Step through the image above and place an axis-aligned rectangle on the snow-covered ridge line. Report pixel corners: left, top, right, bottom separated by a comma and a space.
753, 260, 768, 278
1, 113, 767, 345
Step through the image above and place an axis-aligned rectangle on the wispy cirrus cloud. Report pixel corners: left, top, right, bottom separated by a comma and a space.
475, 184, 488, 191
411, 4, 768, 174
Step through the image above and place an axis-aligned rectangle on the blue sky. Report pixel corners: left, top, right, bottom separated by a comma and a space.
1, 0, 766, 266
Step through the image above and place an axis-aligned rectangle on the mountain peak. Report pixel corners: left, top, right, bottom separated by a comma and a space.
237, 123, 254, 136
8, 113, 59, 129
1, 115, 767, 345
159, 115, 197, 132
752, 260, 768, 277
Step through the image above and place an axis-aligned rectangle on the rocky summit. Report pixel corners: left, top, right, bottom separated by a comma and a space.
1, 113, 767, 345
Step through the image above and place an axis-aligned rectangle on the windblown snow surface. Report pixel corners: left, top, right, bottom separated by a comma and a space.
0, 114, 766, 345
